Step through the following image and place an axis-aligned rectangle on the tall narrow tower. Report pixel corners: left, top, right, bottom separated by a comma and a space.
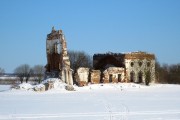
45, 27, 73, 85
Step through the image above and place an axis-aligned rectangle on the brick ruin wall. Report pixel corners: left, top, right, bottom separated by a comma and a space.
75, 52, 156, 86
124, 52, 155, 83
45, 28, 156, 86
45, 27, 73, 85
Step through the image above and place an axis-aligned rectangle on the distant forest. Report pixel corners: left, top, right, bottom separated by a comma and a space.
155, 61, 180, 84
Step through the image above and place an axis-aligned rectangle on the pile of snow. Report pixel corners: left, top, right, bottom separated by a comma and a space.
42, 78, 68, 91
34, 84, 45, 89
13, 78, 161, 92
15, 78, 70, 92
44, 78, 66, 89
33, 84, 45, 92
18, 83, 33, 90
42, 78, 60, 83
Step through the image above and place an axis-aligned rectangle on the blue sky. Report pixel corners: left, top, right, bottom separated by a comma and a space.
0, 0, 180, 73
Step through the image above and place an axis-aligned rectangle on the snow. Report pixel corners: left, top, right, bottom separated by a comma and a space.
0, 85, 11, 92
9, 78, 68, 92
18, 83, 33, 90
42, 78, 68, 92
34, 84, 45, 89
0, 81, 180, 120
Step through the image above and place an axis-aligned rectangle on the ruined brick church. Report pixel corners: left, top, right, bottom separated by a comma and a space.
45, 27, 73, 85
45, 27, 155, 86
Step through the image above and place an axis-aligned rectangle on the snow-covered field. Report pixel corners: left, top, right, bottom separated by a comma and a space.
0, 82, 180, 120
0, 85, 11, 92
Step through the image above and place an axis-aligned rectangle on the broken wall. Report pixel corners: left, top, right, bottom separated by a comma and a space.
103, 67, 125, 83
90, 70, 101, 84
45, 27, 73, 85
125, 52, 155, 83
75, 67, 89, 86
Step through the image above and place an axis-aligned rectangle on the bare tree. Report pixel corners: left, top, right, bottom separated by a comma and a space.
155, 60, 180, 84
14, 64, 31, 83
68, 50, 93, 71
68, 50, 92, 83
168, 63, 180, 84
32, 65, 45, 83
0, 67, 5, 75
157, 64, 169, 83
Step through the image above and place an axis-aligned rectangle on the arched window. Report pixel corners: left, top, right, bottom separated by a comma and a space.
130, 62, 134, 67
147, 61, 151, 67
139, 61, 142, 67
130, 71, 135, 82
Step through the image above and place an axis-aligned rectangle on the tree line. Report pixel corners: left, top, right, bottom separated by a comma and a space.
0, 64, 45, 84
155, 61, 180, 84
14, 64, 45, 84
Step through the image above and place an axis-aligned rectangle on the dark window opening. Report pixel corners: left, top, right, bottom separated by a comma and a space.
147, 62, 151, 67
130, 71, 135, 82
118, 74, 121, 82
139, 61, 142, 67
138, 71, 143, 83
131, 62, 134, 67
109, 74, 113, 83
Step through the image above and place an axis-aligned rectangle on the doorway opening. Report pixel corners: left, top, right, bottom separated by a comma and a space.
109, 74, 113, 83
